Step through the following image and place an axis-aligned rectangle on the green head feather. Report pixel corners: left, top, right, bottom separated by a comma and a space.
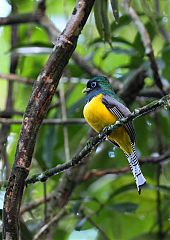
84, 76, 118, 101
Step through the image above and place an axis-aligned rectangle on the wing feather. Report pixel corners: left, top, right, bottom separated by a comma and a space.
102, 95, 136, 143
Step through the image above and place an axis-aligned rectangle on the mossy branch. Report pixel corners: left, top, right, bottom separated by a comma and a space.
26, 94, 170, 185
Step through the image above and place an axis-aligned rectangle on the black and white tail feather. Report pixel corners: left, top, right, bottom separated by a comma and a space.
125, 144, 146, 194
102, 95, 146, 194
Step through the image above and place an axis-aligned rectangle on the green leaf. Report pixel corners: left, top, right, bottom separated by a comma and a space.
111, 15, 132, 32
102, 47, 137, 60
144, 77, 154, 87
110, 0, 119, 23
162, 45, 170, 81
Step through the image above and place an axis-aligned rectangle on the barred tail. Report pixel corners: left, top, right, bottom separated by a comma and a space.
125, 144, 146, 194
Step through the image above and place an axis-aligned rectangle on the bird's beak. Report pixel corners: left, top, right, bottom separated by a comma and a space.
82, 87, 91, 93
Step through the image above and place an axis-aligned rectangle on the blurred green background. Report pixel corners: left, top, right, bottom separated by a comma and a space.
0, 0, 170, 239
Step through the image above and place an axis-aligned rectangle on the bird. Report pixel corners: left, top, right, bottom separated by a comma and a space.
83, 76, 146, 194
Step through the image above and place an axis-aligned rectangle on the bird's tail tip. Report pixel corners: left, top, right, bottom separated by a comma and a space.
137, 174, 146, 195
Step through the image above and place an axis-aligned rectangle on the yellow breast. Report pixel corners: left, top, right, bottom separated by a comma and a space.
83, 94, 117, 133
83, 93, 132, 155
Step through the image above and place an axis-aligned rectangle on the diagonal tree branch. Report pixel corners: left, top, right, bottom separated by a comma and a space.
19, 148, 170, 216
25, 94, 170, 185
123, 0, 165, 95
3, 1, 95, 239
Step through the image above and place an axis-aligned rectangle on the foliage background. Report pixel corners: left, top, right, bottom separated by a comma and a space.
0, 0, 170, 239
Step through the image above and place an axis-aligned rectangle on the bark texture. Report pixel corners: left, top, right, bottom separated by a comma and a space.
3, 1, 95, 239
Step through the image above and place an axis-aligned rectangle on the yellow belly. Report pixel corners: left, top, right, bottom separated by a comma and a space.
83, 94, 132, 155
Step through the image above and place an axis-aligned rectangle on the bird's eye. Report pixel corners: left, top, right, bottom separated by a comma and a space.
91, 82, 96, 88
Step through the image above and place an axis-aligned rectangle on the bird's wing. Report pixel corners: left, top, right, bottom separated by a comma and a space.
102, 95, 136, 143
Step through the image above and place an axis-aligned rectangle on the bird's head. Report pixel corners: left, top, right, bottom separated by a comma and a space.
83, 76, 115, 100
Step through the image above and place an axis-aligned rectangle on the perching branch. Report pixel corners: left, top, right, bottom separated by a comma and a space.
3, 1, 95, 239
26, 94, 170, 185
19, 148, 170, 216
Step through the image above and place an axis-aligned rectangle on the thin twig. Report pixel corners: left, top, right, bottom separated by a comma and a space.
1, 72, 169, 100
123, 0, 165, 94
20, 149, 170, 214
83, 149, 170, 180
0, 13, 39, 26
59, 84, 70, 162
155, 0, 170, 44
0, 118, 86, 125
40, 16, 121, 90
119, 66, 146, 104
83, 167, 130, 181
141, 150, 170, 164
33, 209, 66, 240
0, 72, 88, 84
156, 165, 163, 239
0, 111, 24, 117
0, 4, 19, 179
43, 182, 48, 223
25, 94, 170, 185
20, 194, 51, 215
0, 9, 117, 88
155, 113, 165, 239
139, 88, 170, 99
0, 73, 34, 85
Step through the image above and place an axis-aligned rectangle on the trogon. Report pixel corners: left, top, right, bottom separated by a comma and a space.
83, 76, 146, 194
